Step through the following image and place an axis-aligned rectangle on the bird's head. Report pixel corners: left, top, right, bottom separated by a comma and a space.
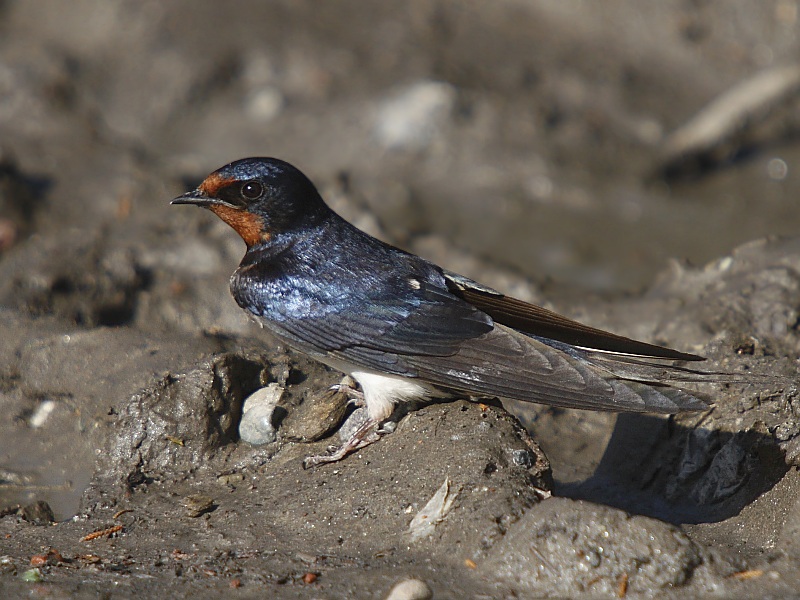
171, 157, 330, 247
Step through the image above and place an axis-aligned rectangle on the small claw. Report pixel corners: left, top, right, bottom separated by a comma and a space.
346, 395, 366, 408
327, 375, 365, 406
377, 421, 397, 435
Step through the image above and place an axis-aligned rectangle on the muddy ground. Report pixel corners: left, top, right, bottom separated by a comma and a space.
2, 1, 800, 598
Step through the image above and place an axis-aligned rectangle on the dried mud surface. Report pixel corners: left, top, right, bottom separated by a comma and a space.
2, 1, 800, 598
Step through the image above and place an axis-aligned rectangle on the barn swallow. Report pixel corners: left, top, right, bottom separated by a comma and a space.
173, 157, 710, 466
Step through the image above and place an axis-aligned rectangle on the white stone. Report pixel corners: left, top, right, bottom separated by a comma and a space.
239, 383, 284, 445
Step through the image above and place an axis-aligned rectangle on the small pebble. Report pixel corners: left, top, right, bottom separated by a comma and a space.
302, 572, 317, 584
385, 578, 432, 600
182, 494, 215, 518
28, 399, 57, 428
338, 407, 370, 443
239, 383, 284, 445
511, 449, 533, 468
217, 472, 245, 486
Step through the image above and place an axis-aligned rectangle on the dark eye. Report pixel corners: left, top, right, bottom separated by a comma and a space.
241, 181, 263, 200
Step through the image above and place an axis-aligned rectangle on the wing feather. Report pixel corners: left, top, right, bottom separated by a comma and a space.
237, 253, 709, 413
404, 325, 709, 413
445, 272, 703, 362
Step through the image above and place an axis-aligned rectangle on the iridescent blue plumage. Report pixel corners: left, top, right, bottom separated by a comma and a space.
173, 157, 712, 465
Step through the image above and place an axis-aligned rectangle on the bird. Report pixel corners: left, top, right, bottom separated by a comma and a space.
172, 157, 712, 467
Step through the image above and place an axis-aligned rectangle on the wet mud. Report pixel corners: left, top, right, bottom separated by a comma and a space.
2, 1, 800, 598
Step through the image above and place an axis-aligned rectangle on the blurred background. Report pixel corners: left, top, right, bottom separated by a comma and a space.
2, 0, 800, 295
1, 0, 800, 519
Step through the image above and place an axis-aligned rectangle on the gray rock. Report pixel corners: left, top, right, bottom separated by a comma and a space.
82, 353, 263, 505
480, 497, 727, 596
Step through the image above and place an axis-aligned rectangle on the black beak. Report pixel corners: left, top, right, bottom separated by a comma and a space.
170, 190, 216, 207
171, 190, 244, 209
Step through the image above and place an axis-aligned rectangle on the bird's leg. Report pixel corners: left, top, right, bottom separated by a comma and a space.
302, 416, 381, 468
303, 375, 405, 468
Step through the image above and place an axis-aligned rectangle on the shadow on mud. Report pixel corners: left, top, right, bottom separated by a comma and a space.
558, 413, 788, 525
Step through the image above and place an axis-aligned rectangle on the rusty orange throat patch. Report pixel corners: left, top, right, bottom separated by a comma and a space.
209, 204, 268, 247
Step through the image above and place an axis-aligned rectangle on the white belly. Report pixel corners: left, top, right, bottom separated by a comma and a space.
317, 356, 438, 422
350, 370, 438, 421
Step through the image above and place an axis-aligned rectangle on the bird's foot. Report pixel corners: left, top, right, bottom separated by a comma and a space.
302, 416, 380, 468
327, 375, 365, 407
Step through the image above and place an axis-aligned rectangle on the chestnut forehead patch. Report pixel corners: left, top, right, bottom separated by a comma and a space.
199, 173, 237, 197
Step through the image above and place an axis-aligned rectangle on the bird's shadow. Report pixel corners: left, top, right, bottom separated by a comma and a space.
556, 413, 787, 525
